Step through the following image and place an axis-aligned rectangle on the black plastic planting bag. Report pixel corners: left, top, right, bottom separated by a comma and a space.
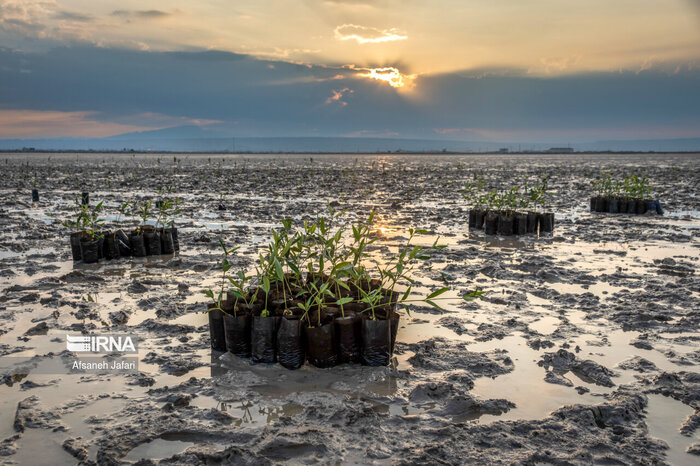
515, 214, 527, 235
70, 232, 83, 261
595, 197, 608, 213
526, 212, 538, 233
474, 210, 485, 230
468, 209, 476, 228
32, 189, 39, 203
589, 197, 595, 211
130, 233, 147, 257
608, 198, 619, 214
145, 231, 162, 255
208, 307, 227, 351
223, 314, 251, 358
361, 317, 392, 366
116, 230, 131, 257
389, 312, 400, 353
635, 200, 647, 215
161, 229, 175, 254
626, 200, 636, 214
335, 315, 361, 364
305, 322, 338, 368
277, 317, 305, 369
171, 227, 180, 251
251, 316, 279, 363
97, 234, 105, 260
497, 215, 513, 236
484, 213, 498, 235
80, 238, 99, 264
539, 213, 554, 233
619, 199, 628, 214
104, 233, 121, 260
81, 192, 89, 205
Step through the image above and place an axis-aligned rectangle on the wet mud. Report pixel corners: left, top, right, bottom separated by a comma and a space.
0, 152, 698, 464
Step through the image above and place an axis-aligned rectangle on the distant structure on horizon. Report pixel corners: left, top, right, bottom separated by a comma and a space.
547, 147, 574, 153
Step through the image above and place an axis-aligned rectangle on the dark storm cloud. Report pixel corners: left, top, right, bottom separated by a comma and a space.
0, 45, 698, 139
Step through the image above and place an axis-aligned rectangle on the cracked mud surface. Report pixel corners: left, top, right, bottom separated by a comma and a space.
0, 152, 698, 464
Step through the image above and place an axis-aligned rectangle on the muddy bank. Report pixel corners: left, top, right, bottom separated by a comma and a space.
0, 152, 698, 464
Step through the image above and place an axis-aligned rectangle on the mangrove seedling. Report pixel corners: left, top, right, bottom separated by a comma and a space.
205, 238, 240, 315
81, 201, 105, 240
134, 200, 152, 234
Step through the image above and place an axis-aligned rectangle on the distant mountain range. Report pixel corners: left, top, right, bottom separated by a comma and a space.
1, 126, 699, 153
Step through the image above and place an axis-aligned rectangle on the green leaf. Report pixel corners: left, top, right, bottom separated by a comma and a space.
221, 258, 231, 272
425, 299, 446, 311
287, 261, 300, 276
262, 276, 270, 294
205, 290, 214, 299
427, 287, 449, 299
401, 286, 412, 302
408, 246, 423, 259
274, 257, 284, 282
335, 297, 354, 306
463, 288, 486, 300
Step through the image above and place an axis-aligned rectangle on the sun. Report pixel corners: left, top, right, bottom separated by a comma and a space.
357, 67, 416, 89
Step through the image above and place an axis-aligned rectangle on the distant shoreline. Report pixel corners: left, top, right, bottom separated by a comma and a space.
1, 150, 699, 155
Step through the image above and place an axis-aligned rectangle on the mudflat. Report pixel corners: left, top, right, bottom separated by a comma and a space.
0, 152, 698, 464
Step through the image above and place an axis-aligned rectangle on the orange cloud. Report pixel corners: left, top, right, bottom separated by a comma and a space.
0, 110, 221, 138
334, 24, 407, 44
353, 66, 415, 88
325, 88, 353, 106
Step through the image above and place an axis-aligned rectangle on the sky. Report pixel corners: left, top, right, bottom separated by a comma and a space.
0, 0, 699, 143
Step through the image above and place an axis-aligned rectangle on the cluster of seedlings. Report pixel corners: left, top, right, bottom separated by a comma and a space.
206, 207, 483, 368
464, 175, 555, 236
61, 188, 181, 264
590, 173, 663, 215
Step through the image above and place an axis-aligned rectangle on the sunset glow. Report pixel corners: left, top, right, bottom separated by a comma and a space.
357, 67, 414, 89
0, 1, 697, 143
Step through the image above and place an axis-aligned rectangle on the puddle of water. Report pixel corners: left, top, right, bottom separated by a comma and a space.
470, 335, 605, 422
645, 394, 697, 466
529, 315, 560, 335
123, 437, 199, 462
526, 292, 551, 307
10, 429, 77, 466
549, 281, 624, 298
171, 311, 209, 327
